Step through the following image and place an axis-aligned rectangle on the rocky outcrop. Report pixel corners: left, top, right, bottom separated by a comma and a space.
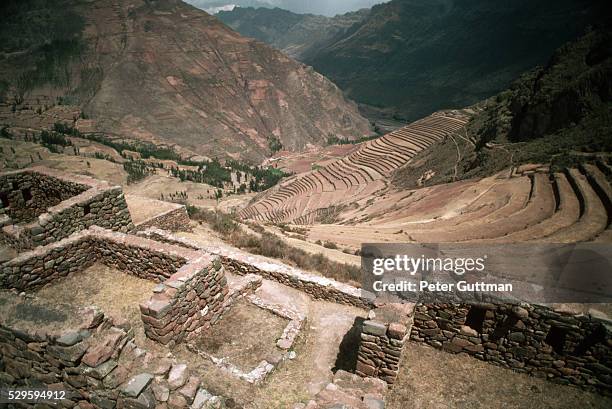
508, 30, 612, 141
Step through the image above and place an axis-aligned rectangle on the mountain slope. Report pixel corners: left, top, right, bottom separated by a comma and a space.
217, 7, 369, 59
220, 0, 609, 122
306, 0, 609, 121
188, 0, 382, 17
0, 0, 371, 162
392, 28, 612, 190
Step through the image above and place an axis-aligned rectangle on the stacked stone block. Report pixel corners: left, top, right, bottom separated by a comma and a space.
139, 255, 230, 345
0, 230, 95, 290
133, 205, 192, 233
411, 303, 612, 394
0, 167, 133, 250
356, 320, 410, 385
0, 305, 227, 409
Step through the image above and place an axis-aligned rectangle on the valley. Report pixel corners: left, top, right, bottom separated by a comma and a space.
0, 1, 611, 408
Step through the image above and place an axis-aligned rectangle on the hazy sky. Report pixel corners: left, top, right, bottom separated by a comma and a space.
185, 0, 387, 16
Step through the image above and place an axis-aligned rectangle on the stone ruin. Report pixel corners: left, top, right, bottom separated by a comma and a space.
0, 167, 611, 409
0, 167, 133, 250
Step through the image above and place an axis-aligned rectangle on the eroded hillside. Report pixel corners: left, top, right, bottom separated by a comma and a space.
0, 0, 371, 162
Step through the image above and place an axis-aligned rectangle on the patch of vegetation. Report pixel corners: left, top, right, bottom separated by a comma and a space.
123, 160, 152, 184
171, 159, 289, 191
40, 130, 72, 148
322, 241, 339, 249
326, 134, 380, 145
0, 126, 13, 139
188, 207, 362, 284
53, 122, 81, 137
73, 132, 182, 161
268, 136, 283, 153
1, 0, 86, 98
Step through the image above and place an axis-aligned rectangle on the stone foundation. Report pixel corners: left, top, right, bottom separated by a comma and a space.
137, 227, 375, 309
1, 227, 193, 290
410, 303, 612, 394
186, 281, 305, 385
0, 167, 133, 250
0, 226, 241, 349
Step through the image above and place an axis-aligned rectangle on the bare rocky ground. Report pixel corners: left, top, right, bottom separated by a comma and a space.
171, 277, 366, 408
191, 298, 288, 371
35, 264, 157, 345
388, 343, 612, 409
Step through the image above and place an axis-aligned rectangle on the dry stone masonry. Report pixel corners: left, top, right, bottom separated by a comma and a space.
1, 227, 192, 290
0, 302, 227, 409
137, 227, 375, 309
139, 254, 230, 346
0, 167, 133, 250
410, 303, 612, 394
132, 203, 192, 233
356, 304, 414, 386
0, 225, 244, 350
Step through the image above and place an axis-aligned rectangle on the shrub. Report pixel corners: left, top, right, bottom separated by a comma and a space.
189, 208, 362, 284
323, 241, 339, 249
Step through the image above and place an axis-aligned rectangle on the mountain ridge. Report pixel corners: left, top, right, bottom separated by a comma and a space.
0, 0, 372, 163
219, 0, 609, 122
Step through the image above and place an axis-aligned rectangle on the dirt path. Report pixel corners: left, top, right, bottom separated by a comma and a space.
249, 279, 366, 408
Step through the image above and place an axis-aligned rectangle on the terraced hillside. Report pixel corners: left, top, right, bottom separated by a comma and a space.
239, 110, 470, 223
302, 162, 612, 250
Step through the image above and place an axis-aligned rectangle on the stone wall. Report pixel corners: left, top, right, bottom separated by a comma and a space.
132, 205, 192, 233
0, 169, 87, 222
0, 304, 228, 409
355, 304, 413, 386
0, 167, 133, 251
1, 226, 235, 349
91, 228, 192, 283
139, 255, 230, 346
0, 231, 94, 290
0, 227, 194, 290
410, 303, 612, 394
137, 227, 375, 310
